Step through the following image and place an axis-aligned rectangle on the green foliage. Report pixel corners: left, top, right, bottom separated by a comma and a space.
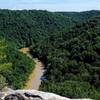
0, 9, 100, 99
95, 92, 100, 100
5, 46, 35, 89
57, 10, 100, 22
40, 81, 96, 99
39, 16, 100, 99
0, 37, 35, 89
0, 9, 76, 47
0, 74, 7, 90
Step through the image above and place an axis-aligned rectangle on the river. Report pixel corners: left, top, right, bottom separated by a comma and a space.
19, 48, 45, 90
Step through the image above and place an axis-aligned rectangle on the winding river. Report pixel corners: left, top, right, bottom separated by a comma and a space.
19, 48, 45, 90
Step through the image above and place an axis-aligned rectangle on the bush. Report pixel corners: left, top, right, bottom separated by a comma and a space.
0, 74, 7, 90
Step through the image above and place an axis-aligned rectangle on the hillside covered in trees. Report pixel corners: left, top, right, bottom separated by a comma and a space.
39, 16, 100, 99
0, 9, 100, 99
57, 10, 100, 21
0, 10, 100, 47
0, 37, 35, 89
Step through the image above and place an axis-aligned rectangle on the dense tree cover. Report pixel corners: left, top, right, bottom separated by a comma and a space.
57, 10, 100, 22
0, 37, 35, 89
0, 9, 77, 47
38, 16, 100, 99
40, 81, 97, 98
0, 9, 100, 99
0, 10, 99, 47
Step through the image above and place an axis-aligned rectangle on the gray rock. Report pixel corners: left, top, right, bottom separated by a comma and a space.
4, 93, 24, 100
0, 88, 93, 100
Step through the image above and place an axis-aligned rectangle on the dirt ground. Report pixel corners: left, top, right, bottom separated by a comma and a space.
19, 48, 45, 90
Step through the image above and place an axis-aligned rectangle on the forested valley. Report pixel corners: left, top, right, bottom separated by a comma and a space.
0, 9, 100, 99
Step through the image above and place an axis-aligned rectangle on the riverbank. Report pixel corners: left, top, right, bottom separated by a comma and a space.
19, 48, 45, 90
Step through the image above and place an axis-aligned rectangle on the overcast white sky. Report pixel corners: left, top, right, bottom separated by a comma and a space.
0, 0, 100, 11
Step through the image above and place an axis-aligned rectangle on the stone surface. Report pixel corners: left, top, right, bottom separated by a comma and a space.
0, 88, 93, 100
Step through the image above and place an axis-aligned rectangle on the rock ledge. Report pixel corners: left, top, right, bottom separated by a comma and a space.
0, 88, 93, 100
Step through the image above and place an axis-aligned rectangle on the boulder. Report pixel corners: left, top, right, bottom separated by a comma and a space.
0, 88, 93, 100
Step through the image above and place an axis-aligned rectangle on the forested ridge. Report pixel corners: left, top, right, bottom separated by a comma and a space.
0, 9, 100, 99
0, 9, 76, 47
39, 16, 100, 99
0, 10, 100, 47
0, 37, 35, 89
57, 10, 100, 21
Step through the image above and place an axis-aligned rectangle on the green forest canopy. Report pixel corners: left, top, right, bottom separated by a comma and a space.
0, 37, 35, 89
0, 9, 100, 99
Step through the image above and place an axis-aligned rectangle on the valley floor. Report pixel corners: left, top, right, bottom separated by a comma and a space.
19, 48, 45, 90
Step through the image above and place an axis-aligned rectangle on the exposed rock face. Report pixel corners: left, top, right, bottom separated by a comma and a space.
0, 88, 93, 100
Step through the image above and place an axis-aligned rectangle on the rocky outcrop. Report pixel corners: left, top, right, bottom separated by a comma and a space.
0, 88, 93, 100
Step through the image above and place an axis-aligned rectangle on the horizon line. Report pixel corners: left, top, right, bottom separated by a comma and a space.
0, 8, 100, 12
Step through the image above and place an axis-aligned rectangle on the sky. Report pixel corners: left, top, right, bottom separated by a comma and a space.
0, 0, 100, 12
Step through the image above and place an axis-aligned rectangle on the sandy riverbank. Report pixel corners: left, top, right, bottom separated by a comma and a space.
19, 48, 45, 90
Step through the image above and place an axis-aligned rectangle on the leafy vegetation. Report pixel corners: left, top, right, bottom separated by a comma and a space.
0, 37, 35, 89
0, 9, 100, 99
0, 9, 76, 47
40, 81, 96, 98
0, 10, 99, 47
38, 16, 100, 99
57, 10, 100, 22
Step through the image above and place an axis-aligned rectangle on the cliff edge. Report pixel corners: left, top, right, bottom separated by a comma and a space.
0, 88, 93, 100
